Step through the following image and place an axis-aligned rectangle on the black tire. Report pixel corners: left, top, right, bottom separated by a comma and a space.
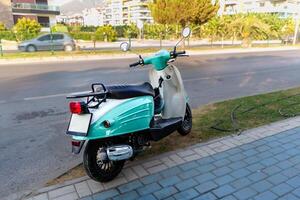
83, 140, 125, 182
177, 103, 192, 136
26, 45, 36, 52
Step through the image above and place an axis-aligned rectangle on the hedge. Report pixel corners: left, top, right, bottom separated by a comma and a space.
0, 31, 16, 41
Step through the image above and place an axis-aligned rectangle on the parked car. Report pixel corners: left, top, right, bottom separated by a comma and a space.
18, 33, 76, 52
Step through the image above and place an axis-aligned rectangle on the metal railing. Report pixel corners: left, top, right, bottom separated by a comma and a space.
12, 3, 60, 12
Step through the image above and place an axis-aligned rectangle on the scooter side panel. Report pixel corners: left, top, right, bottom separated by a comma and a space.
74, 96, 154, 140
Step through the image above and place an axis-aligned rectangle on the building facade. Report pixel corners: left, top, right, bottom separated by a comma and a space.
220, 0, 300, 18
0, 0, 60, 31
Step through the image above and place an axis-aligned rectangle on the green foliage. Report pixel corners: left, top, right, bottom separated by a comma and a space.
144, 24, 176, 39
70, 32, 93, 40
13, 18, 41, 41
124, 24, 139, 38
0, 22, 6, 31
0, 31, 16, 41
149, 0, 219, 26
68, 25, 81, 33
51, 24, 68, 33
95, 25, 117, 42
80, 26, 97, 32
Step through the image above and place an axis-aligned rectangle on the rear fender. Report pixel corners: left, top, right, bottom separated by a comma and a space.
74, 96, 154, 141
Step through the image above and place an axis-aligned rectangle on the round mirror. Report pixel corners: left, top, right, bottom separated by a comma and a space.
182, 27, 191, 38
120, 42, 130, 52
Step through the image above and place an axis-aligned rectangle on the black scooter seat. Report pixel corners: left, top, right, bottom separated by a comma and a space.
106, 82, 155, 99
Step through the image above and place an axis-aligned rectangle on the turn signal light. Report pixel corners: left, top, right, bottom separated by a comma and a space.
69, 102, 83, 114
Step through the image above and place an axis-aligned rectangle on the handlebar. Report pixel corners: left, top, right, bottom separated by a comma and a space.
129, 61, 141, 67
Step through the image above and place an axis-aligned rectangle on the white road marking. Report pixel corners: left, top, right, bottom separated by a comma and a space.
24, 91, 90, 101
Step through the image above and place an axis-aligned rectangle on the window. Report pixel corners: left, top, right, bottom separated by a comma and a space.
38, 34, 51, 41
52, 34, 64, 40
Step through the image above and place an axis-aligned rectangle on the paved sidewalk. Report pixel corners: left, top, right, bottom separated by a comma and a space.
21, 117, 300, 200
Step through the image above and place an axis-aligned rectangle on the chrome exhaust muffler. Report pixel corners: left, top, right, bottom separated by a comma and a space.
106, 145, 133, 161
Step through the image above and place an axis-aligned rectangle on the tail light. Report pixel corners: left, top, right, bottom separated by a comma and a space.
71, 139, 85, 154
69, 101, 89, 114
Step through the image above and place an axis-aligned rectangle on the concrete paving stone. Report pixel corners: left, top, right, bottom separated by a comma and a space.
230, 177, 252, 190
230, 168, 251, 179
160, 157, 177, 168
271, 183, 294, 196
52, 192, 78, 200
281, 193, 300, 200
158, 175, 181, 187
257, 151, 273, 160
31, 193, 48, 200
266, 173, 289, 185
160, 166, 181, 178
169, 154, 185, 165
140, 173, 162, 185
79, 196, 92, 200
86, 180, 104, 194
253, 191, 278, 200
207, 141, 223, 149
214, 144, 231, 152
241, 149, 258, 157
246, 163, 265, 172
289, 155, 300, 165
225, 147, 242, 156
281, 167, 299, 178
177, 149, 195, 157
239, 143, 255, 151
153, 186, 178, 200
164, 197, 176, 200
212, 166, 232, 176
178, 168, 199, 180
195, 180, 218, 194
174, 178, 198, 192
136, 194, 157, 200
214, 175, 235, 186
262, 165, 282, 175
147, 164, 168, 174
179, 161, 198, 171
103, 176, 127, 190
233, 187, 257, 200
143, 159, 162, 169
210, 151, 230, 160
260, 157, 279, 167
256, 145, 271, 153
48, 185, 75, 199
251, 180, 273, 193
75, 181, 92, 198
173, 188, 199, 200
228, 153, 246, 162
212, 158, 231, 168
221, 195, 238, 200
137, 182, 161, 196
193, 192, 217, 200
266, 141, 281, 148
92, 189, 119, 200
132, 165, 149, 177
195, 172, 216, 184
193, 147, 209, 157
122, 167, 138, 181
112, 191, 139, 200
184, 153, 202, 162
293, 187, 300, 197
117, 179, 143, 193
228, 161, 248, 170
274, 153, 291, 161
269, 146, 285, 155
276, 160, 294, 170
286, 176, 300, 188
248, 171, 268, 182
196, 156, 215, 165
212, 185, 236, 198
196, 163, 216, 174
286, 148, 299, 157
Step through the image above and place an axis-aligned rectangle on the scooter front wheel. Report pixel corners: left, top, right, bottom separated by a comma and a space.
83, 140, 125, 182
177, 103, 192, 136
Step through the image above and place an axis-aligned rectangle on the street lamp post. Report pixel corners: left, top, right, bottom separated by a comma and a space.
293, 6, 300, 45
0, 38, 3, 57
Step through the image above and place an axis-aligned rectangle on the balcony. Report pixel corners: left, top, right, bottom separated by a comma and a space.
12, 3, 60, 15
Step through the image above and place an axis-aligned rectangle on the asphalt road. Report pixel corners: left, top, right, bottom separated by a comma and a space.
1, 49, 300, 198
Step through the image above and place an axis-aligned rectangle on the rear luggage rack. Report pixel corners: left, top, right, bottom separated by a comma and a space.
66, 83, 108, 109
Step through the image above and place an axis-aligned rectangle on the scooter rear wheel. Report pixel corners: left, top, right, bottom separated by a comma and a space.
83, 140, 125, 182
177, 103, 192, 136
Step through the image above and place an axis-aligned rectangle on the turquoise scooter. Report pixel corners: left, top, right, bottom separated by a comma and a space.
66, 27, 193, 182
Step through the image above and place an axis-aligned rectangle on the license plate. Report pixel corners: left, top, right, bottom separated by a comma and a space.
67, 114, 92, 136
